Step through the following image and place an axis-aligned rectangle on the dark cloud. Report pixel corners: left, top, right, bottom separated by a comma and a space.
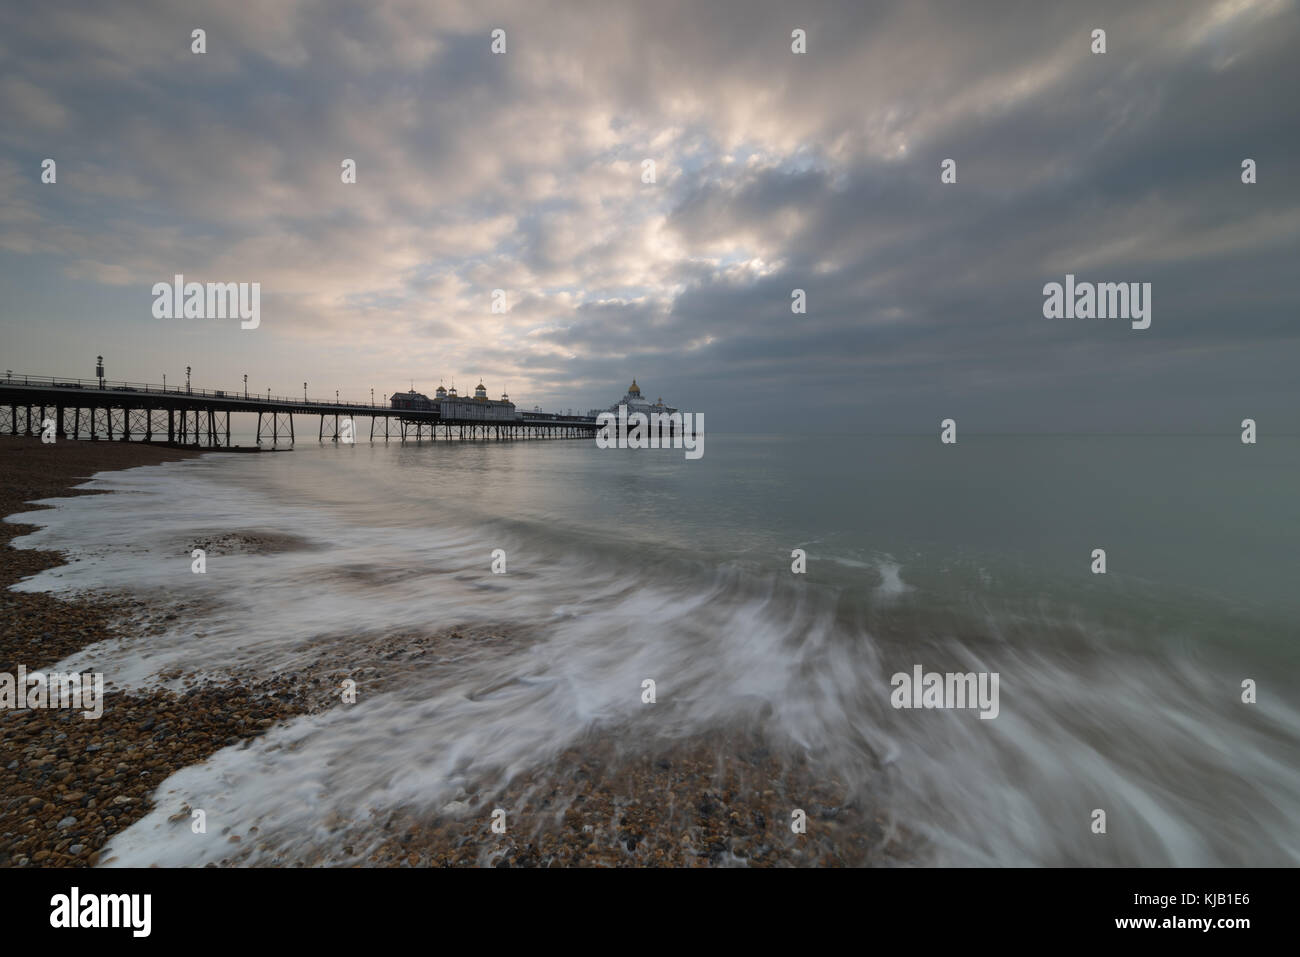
1, 0, 1297, 428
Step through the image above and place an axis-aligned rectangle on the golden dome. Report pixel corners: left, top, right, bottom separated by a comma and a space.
628, 379, 641, 394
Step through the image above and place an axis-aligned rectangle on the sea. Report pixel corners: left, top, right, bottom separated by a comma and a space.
8, 432, 1299, 866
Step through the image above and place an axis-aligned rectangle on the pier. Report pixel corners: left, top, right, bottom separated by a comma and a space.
0, 373, 599, 449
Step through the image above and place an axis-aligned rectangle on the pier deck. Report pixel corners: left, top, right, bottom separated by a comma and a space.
0, 375, 598, 448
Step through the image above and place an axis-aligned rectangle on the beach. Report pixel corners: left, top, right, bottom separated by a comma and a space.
0, 437, 897, 867
0, 438, 315, 866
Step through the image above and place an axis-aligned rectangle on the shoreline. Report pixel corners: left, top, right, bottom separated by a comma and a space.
0, 437, 199, 676
1, 436, 903, 867
0, 437, 320, 866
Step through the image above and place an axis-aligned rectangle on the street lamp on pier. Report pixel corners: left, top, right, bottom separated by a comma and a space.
243, 374, 248, 398
186, 366, 192, 395
96, 356, 105, 390
303, 382, 307, 402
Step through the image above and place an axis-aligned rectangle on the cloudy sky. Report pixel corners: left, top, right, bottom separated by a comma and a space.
2, 0, 1297, 431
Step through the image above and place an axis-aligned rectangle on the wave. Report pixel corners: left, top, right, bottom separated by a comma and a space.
7, 451, 1299, 866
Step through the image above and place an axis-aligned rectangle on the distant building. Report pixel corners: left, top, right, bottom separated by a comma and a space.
390, 389, 433, 411
440, 380, 516, 421
589, 379, 677, 419
391, 381, 516, 420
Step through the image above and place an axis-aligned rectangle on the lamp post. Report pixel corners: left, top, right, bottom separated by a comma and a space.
370, 388, 374, 406
162, 373, 166, 391
186, 366, 191, 395
96, 355, 104, 390
336, 389, 339, 405
267, 387, 271, 401
243, 374, 248, 399
303, 382, 307, 402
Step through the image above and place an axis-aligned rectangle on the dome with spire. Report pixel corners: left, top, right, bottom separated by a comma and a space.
627, 379, 641, 395
474, 381, 488, 401
435, 384, 447, 398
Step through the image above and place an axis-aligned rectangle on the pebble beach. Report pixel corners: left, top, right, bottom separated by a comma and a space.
1, 437, 902, 867
0, 438, 309, 867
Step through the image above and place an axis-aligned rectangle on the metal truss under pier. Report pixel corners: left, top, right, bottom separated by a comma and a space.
0, 375, 600, 450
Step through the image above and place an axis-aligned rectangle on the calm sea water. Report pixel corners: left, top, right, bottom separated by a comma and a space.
10, 433, 1300, 866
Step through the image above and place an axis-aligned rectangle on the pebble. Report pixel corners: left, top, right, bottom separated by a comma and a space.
0, 438, 910, 869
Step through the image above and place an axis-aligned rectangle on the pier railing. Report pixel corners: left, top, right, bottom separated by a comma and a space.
0, 372, 381, 407
0, 371, 600, 447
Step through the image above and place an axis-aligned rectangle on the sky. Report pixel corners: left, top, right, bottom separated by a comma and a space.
1, 0, 1297, 432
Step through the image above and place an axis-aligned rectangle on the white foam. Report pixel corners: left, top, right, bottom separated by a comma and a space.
7, 448, 1297, 867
